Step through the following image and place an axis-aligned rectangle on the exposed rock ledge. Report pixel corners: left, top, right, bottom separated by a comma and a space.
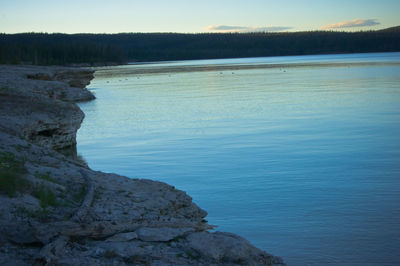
0, 65, 285, 265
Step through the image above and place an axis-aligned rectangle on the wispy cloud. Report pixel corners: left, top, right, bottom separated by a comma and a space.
204, 25, 292, 33
322, 19, 380, 30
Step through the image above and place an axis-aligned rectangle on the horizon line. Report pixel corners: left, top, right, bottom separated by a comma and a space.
1, 26, 398, 35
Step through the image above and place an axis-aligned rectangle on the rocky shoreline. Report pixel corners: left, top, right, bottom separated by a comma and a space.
0, 65, 285, 265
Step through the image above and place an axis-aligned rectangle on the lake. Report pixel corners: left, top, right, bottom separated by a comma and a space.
77, 52, 400, 265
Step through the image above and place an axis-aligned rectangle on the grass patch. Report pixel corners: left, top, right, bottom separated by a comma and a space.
34, 171, 61, 185
0, 152, 30, 197
33, 184, 58, 208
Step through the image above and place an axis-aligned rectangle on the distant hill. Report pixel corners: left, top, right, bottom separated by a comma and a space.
377, 26, 400, 32
1, 26, 399, 65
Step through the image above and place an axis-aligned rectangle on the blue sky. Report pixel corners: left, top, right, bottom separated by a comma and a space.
0, 0, 399, 33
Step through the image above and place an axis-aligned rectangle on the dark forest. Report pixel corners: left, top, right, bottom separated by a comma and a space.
1, 26, 399, 65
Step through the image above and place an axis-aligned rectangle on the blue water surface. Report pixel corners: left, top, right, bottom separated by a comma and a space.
78, 53, 400, 265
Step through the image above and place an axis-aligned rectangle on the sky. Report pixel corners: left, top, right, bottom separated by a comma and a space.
0, 0, 399, 34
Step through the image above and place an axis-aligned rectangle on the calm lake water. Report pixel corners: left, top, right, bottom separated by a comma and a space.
77, 52, 400, 265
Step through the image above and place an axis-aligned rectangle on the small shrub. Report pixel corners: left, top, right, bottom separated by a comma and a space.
12, 144, 24, 152
125, 255, 143, 264
104, 250, 118, 259
76, 154, 88, 166
0, 87, 11, 96
170, 235, 186, 243
35, 171, 60, 184
93, 189, 101, 200
33, 184, 58, 208
185, 250, 201, 260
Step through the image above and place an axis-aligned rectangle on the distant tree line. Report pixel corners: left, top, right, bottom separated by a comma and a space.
0, 26, 399, 65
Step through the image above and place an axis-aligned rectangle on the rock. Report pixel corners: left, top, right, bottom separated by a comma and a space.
0, 65, 92, 150
26, 73, 53, 81
53, 69, 94, 89
0, 93, 84, 149
187, 231, 286, 265
105, 232, 138, 242
1, 65, 95, 101
136, 227, 194, 242
37, 236, 69, 264
0, 222, 40, 246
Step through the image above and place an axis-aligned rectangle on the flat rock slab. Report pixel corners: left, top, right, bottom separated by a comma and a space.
136, 227, 194, 242
105, 232, 138, 242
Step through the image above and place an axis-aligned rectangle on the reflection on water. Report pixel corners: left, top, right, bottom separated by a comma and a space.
97, 52, 400, 76
78, 53, 400, 265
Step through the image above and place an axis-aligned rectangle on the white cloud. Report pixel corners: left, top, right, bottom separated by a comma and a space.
204, 25, 292, 33
322, 19, 380, 30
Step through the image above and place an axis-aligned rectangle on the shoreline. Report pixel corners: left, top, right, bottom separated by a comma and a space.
0, 65, 285, 265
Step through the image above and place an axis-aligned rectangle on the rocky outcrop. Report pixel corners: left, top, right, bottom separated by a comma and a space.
1, 65, 95, 102
0, 65, 285, 265
0, 65, 94, 150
